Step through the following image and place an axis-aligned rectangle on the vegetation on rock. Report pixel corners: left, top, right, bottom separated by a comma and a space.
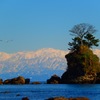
68, 23, 99, 51
61, 23, 100, 84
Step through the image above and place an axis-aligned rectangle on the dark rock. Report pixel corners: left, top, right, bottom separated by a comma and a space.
47, 74, 61, 84
31, 81, 41, 84
25, 78, 30, 84
95, 72, 100, 83
69, 97, 89, 100
3, 79, 11, 84
46, 97, 89, 100
4, 76, 25, 84
22, 97, 29, 100
0, 79, 3, 84
95, 78, 100, 83
61, 46, 100, 84
61, 71, 97, 84
47, 96, 68, 100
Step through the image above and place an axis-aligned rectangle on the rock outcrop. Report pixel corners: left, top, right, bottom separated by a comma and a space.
47, 74, 61, 84
61, 46, 100, 84
95, 72, 100, 83
31, 81, 41, 84
3, 76, 27, 84
0, 79, 3, 84
47, 96, 89, 100
22, 97, 29, 100
25, 78, 30, 84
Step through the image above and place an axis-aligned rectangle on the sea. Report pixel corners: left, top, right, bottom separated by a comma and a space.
0, 84, 100, 100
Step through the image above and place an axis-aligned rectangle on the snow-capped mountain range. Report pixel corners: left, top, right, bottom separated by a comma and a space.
0, 48, 100, 81
0, 48, 68, 81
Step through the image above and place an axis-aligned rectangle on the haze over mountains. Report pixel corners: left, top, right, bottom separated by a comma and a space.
0, 48, 100, 81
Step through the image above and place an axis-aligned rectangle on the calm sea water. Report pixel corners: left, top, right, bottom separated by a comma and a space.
0, 84, 100, 100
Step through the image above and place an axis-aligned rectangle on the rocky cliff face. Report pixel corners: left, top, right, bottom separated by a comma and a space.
61, 46, 100, 84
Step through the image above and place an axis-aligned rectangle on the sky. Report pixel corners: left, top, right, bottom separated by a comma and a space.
0, 0, 100, 53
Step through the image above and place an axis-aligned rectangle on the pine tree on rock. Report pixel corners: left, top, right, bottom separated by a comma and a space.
61, 23, 100, 84
68, 23, 99, 51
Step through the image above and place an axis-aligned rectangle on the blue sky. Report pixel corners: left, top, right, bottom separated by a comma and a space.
0, 0, 100, 53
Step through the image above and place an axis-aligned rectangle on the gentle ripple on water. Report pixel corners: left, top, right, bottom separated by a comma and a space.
0, 84, 100, 100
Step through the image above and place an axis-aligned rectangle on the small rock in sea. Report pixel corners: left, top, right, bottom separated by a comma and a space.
69, 97, 90, 100
0, 79, 3, 84
31, 81, 41, 84
22, 97, 29, 100
47, 74, 61, 84
16, 93, 20, 96
25, 78, 30, 84
46, 97, 90, 100
3, 76, 26, 84
47, 96, 68, 100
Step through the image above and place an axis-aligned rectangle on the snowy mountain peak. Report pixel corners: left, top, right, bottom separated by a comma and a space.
0, 48, 67, 81
0, 52, 11, 61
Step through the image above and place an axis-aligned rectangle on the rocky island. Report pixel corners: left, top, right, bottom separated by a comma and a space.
61, 46, 100, 84
47, 23, 100, 84
61, 23, 100, 84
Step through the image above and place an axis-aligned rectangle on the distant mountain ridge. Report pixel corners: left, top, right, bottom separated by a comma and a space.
0, 48, 100, 81
0, 48, 68, 81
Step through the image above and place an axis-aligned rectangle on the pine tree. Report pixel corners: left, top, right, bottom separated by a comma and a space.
69, 23, 99, 51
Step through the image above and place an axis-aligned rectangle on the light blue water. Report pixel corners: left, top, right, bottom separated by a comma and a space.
0, 84, 100, 100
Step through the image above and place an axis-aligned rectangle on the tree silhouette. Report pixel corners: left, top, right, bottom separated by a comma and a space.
69, 23, 99, 51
